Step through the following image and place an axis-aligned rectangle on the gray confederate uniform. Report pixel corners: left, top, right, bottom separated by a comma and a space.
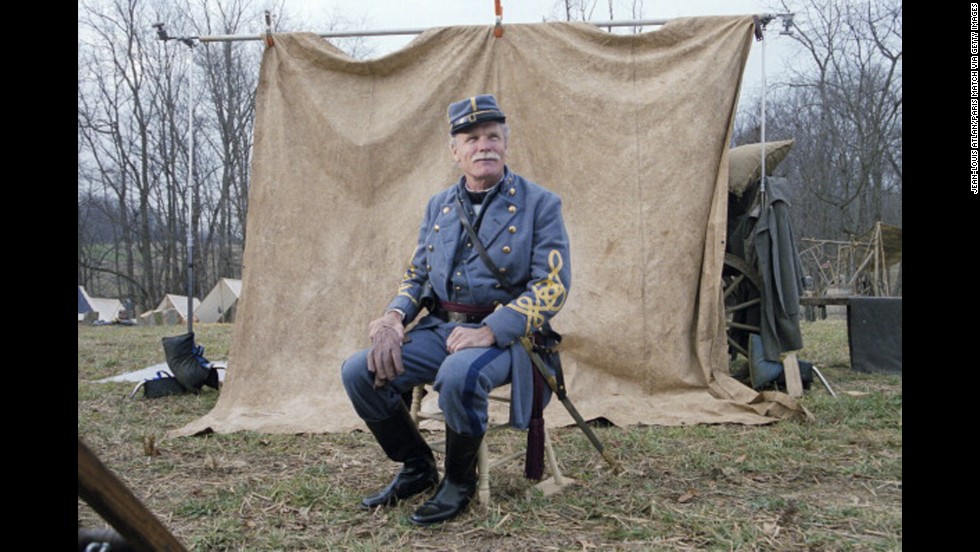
339, 94, 571, 526
341, 166, 572, 435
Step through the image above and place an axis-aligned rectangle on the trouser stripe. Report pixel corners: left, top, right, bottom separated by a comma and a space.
462, 347, 506, 435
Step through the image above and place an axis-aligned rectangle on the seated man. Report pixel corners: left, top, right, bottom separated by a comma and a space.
340, 94, 572, 526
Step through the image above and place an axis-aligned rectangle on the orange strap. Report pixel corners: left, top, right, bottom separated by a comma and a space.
494, 0, 504, 38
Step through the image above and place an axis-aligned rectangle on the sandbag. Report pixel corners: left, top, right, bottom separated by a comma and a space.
162, 332, 219, 392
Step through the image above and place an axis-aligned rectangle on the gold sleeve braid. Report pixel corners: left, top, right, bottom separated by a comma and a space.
396, 264, 420, 306
505, 249, 567, 335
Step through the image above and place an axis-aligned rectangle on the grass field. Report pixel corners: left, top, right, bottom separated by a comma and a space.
77, 319, 901, 551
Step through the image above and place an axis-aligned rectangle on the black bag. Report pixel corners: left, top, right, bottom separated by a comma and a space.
162, 332, 220, 392
136, 371, 189, 398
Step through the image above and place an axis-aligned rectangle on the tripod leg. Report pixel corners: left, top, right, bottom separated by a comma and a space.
811, 365, 837, 398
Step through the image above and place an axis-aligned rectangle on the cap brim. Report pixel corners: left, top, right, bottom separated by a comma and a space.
451, 115, 506, 134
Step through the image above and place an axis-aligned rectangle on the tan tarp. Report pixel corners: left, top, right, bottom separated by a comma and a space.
173, 17, 809, 438
727, 139, 796, 197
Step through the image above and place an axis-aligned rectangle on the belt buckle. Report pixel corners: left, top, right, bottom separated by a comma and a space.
447, 312, 468, 323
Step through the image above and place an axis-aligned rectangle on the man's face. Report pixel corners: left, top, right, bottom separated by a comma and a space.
451, 121, 507, 186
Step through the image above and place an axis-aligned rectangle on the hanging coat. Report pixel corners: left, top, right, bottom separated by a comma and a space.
749, 177, 806, 361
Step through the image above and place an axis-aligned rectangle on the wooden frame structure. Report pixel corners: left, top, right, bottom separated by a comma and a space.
798, 221, 902, 298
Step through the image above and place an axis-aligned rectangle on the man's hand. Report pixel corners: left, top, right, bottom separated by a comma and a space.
367, 311, 406, 387
446, 325, 496, 354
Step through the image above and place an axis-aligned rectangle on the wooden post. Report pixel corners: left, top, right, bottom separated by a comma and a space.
78, 437, 188, 552
782, 352, 804, 398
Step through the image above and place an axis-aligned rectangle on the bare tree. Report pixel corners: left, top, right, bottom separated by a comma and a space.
735, 0, 901, 243
79, 0, 176, 309
182, 0, 268, 297
551, 0, 599, 22
550, 0, 646, 32
279, 4, 377, 60
78, 0, 369, 311
778, 0, 902, 239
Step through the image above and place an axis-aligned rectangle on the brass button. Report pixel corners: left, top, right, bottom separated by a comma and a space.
443, 206, 450, 214
454, 285, 462, 291
466, 242, 473, 248
427, 244, 434, 251
509, 187, 516, 196
433, 224, 440, 232
502, 246, 511, 254
508, 226, 517, 234
426, 264, 431, 271
508, 205, 516, 213
456, 271, 462, 276
499, 267, 507, 273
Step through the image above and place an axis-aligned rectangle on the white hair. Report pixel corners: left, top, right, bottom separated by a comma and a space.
449, 121, 510, 148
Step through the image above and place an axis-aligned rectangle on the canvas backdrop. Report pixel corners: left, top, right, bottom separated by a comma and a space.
173, 16, 808, 438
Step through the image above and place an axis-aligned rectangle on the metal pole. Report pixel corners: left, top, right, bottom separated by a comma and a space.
194, 17, 693, 43
753, 13, 794, 198
185, 41, 196, 335
811, 365, 838, 398
760, 23, 767, 198
153, 24, 199, 334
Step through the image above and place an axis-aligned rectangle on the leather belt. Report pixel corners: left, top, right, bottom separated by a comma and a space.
447, 311, 482, 323
434, 300, 495, 324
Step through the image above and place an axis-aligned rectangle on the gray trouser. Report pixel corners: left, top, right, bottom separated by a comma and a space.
340, 322, 512, 436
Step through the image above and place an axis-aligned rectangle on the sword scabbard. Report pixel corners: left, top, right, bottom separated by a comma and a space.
520, 337, 621, 474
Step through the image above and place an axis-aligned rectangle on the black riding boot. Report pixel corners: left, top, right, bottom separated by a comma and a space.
409, 427, 483, 526
360, 403, 439, 510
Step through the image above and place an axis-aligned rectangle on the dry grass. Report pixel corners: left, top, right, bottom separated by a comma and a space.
78, 320, 901, 551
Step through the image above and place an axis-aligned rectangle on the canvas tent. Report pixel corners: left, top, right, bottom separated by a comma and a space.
173, 16, 809, 438
78, 286, 125, 323
78, 286, 94, 320
197, 278, 242, 323
138, 294, 200, 326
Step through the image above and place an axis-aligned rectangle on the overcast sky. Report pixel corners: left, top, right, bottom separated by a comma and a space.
275, 0, 802, 99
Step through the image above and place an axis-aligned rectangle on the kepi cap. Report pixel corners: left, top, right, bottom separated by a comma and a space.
448, 95, 506, 134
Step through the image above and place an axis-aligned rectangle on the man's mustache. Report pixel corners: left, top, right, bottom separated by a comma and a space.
472, 153, 501, 162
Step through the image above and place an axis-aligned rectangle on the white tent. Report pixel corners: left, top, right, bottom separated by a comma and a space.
78, 286, 125, 323
138, 294, 201, 326
197, 278, 242, 323
78, 286, 94, 320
